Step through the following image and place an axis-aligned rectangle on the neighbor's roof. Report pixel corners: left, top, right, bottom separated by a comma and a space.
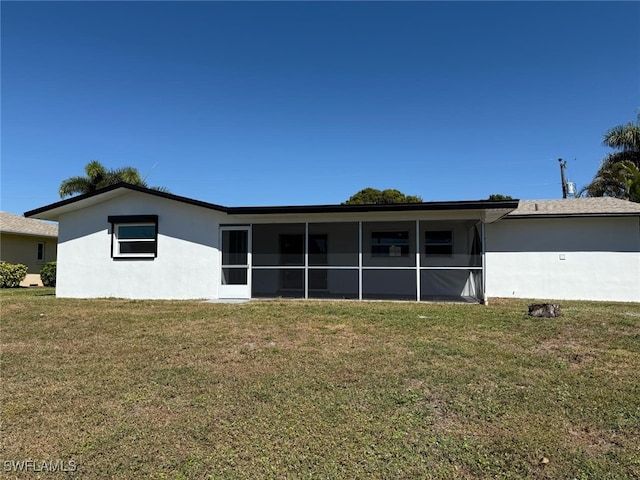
507, 198, 640, 218
0, 211, 58, 237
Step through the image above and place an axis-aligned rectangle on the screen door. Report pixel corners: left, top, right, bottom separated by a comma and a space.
220, 226, 251, 298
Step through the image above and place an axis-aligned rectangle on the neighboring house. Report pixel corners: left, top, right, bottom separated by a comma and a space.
24, 184, 640, 302
0, 211, 58, 286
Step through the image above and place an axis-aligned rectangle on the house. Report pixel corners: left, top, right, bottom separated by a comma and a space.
23, 184, 640, 302
485, 198, 640, 302
0, 211, 58, 286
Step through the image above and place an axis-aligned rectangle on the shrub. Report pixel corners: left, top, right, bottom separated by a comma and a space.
0, 261, 28, 288
40, 261, 57, 287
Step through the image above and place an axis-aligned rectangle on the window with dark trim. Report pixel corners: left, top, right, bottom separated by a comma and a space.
371, 231, 409, 257
425, 231, 453, 256
37, 242, 45, 262
108, 215, 158, 258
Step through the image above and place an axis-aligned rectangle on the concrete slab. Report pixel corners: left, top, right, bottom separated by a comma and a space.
203, 298, 251, 304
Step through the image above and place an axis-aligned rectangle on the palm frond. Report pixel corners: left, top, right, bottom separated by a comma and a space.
84, 161, 108, 185
59, 176, 94, 198
59, 161, 169, 198
581, 160, 640, 202
602, 121, 640, 152
600, 151, 640, 170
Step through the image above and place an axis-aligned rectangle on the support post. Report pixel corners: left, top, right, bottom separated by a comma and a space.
415, 220, 420, 302
358, 221, 363, 301
481, 221, 488, 305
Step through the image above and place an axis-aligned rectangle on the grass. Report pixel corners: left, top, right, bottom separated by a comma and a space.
1, 288, 639, 479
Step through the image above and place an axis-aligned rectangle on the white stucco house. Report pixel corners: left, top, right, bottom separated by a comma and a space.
24, 183, 640, 303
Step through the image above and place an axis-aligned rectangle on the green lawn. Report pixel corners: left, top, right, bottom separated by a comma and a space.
1, 289, 639, 479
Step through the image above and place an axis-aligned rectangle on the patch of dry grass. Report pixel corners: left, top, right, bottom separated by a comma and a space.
1, 290, 639, 479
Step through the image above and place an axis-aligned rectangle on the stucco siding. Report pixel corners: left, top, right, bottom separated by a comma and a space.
1, 233, 57, 269
26, 185, 640, 303
485, 217, 640, 302
56, 191, 223, 299
1, 233, 57, 285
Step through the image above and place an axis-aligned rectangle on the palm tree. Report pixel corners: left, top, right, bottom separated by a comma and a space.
59, 161, 168, 198
601, 114, 640, 168
581, 114, 640, 202
581, 160, 640, 202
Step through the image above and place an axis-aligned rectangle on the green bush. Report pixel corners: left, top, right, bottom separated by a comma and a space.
0, 261, 28, 288
40, 261, 57, 287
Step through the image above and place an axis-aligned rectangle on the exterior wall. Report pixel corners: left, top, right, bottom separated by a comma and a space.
486, 216, 640, 302
49, 189, 640, 303
56, 191, 224, 299
0, 233, 57, 286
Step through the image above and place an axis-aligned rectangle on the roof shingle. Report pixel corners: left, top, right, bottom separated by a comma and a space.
0, 211, 58, 237
508, 198, 640, 217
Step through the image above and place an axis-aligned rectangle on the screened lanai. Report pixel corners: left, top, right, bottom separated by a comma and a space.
241, 219, 485, 302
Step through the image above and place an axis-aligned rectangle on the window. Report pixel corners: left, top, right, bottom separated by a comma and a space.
425, 231, 453, 256
114, 224, 157, 257
108, 215, 158, 258
37, 242, 45, 262
371, 231, 409, 257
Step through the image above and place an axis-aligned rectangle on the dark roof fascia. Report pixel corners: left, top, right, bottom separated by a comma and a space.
24, 183, 229, 218
226, 200, 520, 215
24, 183, 520, 218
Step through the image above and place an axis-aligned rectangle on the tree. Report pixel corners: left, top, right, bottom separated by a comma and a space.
600, 114, 640, 169
59, 161, 168, 198
581, 160, 640, 203
485, 194, 513, 200
581, 114, 640, 202
343, 188, 422, 205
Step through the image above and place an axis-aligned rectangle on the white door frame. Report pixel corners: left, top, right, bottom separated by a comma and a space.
219, 226, 251, 299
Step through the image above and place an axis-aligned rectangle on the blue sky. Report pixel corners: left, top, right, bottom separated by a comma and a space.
2, 1, 639, 215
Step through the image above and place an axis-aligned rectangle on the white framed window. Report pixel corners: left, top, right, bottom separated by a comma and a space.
108, 215, 158, 259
